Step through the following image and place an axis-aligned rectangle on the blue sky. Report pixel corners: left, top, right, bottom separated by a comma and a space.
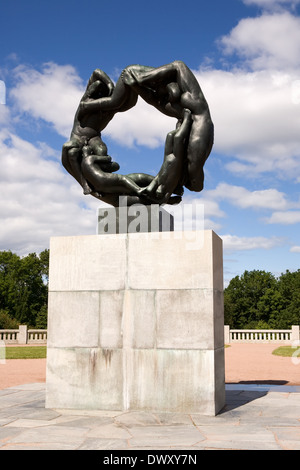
1, 0, 300, 285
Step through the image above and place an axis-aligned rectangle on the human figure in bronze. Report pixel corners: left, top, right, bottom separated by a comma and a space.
80, 62, 213, 197
63, 61, 214, 207
80, 144, 154, 201
62, 69, 120, 196
141, 109, 192, 203
62, 68, 157, 204
122, 61, 214, 193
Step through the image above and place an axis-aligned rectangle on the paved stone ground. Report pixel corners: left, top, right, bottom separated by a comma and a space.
1, 343, 300, 450
0, 383, 300, 450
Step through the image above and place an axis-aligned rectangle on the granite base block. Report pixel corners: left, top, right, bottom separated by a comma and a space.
97, 204, 174, 234
46, 230, 225, 416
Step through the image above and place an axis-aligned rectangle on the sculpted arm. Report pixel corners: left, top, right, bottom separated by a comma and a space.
133, 61, 204, 108
86, 69, 114, 96
79, 74, 136, 114
133, 63, 177, 87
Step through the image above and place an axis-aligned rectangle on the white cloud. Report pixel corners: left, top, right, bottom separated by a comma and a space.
9, 62, 173, 150
204, 182, 297, 211
0, 100, 11, 125
221, 234, 284, 252
196, 66, 300, 180
0, 130, 102, 255
197, 198, 226, 219
265, 210, 300, 224
243, 0, 300, 10
7, 56, 300, 183
220, 12, 300, 70
105, 98, 171, 149
10, 62, 84, 138
290, 245, 300, 252
164, 197, 225, 233
200, 10, 300, 180
5, 6, 300, 188
2, 6, 300, 258
195, 182, 300, 231
0, 80, 5, 104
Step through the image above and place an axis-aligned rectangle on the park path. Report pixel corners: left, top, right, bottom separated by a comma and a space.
0, 343, 299, 390
0, 359, 46, 390
225, 343, 300, 386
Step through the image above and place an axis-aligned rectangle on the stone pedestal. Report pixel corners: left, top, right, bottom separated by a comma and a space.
46, 230, 225, 415
98, 204, 174, 234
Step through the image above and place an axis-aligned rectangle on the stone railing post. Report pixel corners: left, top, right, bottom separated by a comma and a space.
224, 325, 230, 344
18, 325, 28, 344
291, 325, 300, 344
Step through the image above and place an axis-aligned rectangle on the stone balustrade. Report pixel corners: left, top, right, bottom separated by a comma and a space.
0, 325, 47, 344
0, 329, 19, 343
224, 325, 300, 344
1, 325, 299, 346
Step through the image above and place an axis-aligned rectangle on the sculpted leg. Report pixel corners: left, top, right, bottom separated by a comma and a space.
185, 119, 214, 192
81, 155, 147, 196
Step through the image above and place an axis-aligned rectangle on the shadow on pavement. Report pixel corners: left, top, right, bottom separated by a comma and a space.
238, 380, 288, 385
221, 389, 268, 412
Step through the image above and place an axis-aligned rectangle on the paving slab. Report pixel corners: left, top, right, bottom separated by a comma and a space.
0, 383, 300, 451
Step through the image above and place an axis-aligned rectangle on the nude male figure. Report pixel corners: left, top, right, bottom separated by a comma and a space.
142, 109, 192, 203
123, 61, 214, 192
62, 69, 120, 195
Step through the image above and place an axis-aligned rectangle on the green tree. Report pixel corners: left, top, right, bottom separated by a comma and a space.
224, 270, 278, 328
276, 270, 300, 328
256, 287, 286, 328
225, 268, 300, 329
0, 309, 19, 329
0, 251, 21, 315
39, 249, 49, 284
35, 305, 48, 329
0, 250, 49, 327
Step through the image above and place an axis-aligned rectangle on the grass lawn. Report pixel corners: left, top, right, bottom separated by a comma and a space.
4, 346, 47, 359
272, 346, 300, 357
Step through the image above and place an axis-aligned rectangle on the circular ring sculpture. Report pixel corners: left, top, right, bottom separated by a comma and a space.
62, 61, 214, 207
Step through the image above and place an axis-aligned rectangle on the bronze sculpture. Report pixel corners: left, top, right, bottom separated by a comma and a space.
62, 61, 214, 207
